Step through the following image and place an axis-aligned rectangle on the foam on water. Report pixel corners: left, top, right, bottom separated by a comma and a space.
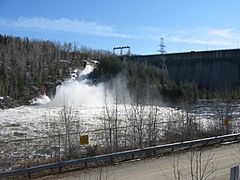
30, 93, 51, 105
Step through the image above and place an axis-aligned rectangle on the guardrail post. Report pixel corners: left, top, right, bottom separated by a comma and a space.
139, 149, 141, 159
230, 165, 239, 180
28, 172, 31, 179
153, 149, 156, 156
58, 163, 63, 174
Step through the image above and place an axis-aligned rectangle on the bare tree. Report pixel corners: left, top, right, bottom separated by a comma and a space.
166, 148, 216, 180
43, 105, 82, 160
188, 149, 216, 180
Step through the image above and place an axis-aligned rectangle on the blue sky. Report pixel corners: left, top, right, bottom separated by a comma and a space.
0, 0, 240, 54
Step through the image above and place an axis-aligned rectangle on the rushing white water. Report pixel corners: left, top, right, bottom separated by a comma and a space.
0, 63, 183, 141
51, 64, 112, 107
0, 64, 126, 140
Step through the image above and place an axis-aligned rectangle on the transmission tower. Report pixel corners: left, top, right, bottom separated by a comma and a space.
158, 37, 166, 54
158, 37, 169, 78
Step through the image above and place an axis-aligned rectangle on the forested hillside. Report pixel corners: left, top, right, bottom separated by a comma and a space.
0, 35, 112, 106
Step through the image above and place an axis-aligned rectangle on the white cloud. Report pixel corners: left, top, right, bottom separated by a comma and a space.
0, 17, 134, 38
140, 26, 240, 48
207, 28, 235, 38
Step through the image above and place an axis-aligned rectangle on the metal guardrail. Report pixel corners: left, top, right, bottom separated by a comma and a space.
1, 133, 240, 178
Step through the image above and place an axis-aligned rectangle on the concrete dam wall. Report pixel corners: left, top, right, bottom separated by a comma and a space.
131, 49, 240, 89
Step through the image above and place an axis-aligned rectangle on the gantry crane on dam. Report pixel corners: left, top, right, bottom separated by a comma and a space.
113, 46, 131, 56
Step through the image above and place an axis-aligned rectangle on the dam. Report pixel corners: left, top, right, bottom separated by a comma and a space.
131, 49, 240, 89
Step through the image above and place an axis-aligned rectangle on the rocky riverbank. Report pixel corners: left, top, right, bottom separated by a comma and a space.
0, 96, 18, 109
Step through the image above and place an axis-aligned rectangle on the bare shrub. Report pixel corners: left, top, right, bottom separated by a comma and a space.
167, 148, 216, 180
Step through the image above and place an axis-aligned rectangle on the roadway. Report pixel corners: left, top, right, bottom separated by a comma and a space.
39, 143, 240, 180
